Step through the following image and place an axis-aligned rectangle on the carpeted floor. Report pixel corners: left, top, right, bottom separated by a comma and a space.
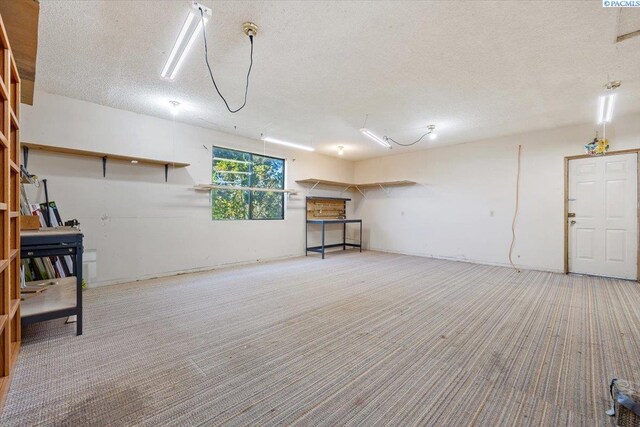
2, 251, 638, 426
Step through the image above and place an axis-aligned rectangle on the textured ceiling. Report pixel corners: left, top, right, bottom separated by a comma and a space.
35, 1, 640, 160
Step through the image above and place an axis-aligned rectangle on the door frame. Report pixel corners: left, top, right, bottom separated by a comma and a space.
564, 148, 640, 280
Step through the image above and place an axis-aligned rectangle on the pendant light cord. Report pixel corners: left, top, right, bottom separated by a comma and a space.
509, 145, 522, 273
384, 133, 431, 147
199, 8, 254, 114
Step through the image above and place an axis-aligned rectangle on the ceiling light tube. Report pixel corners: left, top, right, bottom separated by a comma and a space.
170, 17, 207, 80
360, 128, 391, 149
263, 137, 315, 152
161, 2, 211, 80
597, 93, 616, 124
604, 93, 615, 123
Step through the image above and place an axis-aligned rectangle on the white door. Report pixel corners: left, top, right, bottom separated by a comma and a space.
568, 153, 638, 280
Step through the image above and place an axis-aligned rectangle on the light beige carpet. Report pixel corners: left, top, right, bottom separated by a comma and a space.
2, 251, 637, 426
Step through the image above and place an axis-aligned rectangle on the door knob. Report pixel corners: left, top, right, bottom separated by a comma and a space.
570, 220, 576, 225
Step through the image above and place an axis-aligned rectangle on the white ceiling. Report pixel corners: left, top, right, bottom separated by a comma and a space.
35, 1, 640, 160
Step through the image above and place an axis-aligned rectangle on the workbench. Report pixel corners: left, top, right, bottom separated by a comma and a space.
305, 219, 362, 259
21, 228, 84, 335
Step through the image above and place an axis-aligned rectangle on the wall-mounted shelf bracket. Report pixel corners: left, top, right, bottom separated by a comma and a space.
102, 156, 107, 177
23, 145, 29, 169
378, 183, 391, 195
355, 186, 367, 199
308, 180, 321, 194
164, 164, 169, 182
340, 185, 353, 197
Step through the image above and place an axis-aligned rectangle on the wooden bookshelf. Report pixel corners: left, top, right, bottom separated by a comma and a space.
0, 10, 21, 411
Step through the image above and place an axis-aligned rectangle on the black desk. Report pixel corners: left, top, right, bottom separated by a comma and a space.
21, 228, 84, 335
306, 219, 362, 259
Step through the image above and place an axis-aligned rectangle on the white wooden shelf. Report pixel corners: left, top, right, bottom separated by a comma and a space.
22, 142, 189, 181
296, 178, 416, 196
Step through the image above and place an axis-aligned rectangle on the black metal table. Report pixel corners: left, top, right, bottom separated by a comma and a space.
306, 219, 362, 259
21, 228, 84, 335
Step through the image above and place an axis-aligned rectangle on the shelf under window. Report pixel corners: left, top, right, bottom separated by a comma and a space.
194, 184, 297, 194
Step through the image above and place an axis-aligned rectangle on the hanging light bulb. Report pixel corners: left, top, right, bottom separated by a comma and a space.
427, 125, 437, 140
338, 146, 345, 155
169, 100, 180, 116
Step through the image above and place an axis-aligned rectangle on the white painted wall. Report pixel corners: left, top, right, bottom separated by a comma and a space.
21, 92, 355, 286
22, 92, 640, 285
353, 114, 640, 273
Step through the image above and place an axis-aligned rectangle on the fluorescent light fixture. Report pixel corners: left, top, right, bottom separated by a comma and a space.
597, 80, 621, 124
360, 128, 391, 149
161, 2, 211, 80
262, 137, 315, 152
597, 93, 615, 124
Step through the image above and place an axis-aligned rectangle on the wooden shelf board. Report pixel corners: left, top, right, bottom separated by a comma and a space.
0, 203, 7, 211
22, 142, 190, 167
0, 78, 7, 102
0, 132, 7, 148
356, 180, 416, 189
9, 110, 18, 129
9, 54, 20, 84
9, 211, 18, 218
0, 259, 9, 273
21, 277, 76, 318
9, 161, 19, 173
195, 184, 297, 194
9, 300, 19, 319
0, 0, 38, 105
10, 342, 19, 366
296, 178, 417, 191
296, 178, 354, 188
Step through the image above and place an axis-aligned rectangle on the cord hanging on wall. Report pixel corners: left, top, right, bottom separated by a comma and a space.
508, 144, 522, 273
198, 5, 257, 114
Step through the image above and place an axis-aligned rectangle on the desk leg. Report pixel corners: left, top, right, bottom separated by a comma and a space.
75, 247, 83, 336
305, 221, 308, 256
321, 222, 325, 259
343, 223, 346, 250
359, 221, 362, 253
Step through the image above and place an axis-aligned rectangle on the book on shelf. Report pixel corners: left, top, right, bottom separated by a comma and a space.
22, 198, 77, 280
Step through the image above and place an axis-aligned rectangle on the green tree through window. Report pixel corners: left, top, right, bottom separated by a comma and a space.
212, 147, 285, 220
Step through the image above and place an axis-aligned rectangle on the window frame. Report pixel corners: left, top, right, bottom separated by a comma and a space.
211, 145, 286, 221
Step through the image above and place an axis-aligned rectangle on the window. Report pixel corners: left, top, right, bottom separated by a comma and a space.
211, 146, 285, 220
